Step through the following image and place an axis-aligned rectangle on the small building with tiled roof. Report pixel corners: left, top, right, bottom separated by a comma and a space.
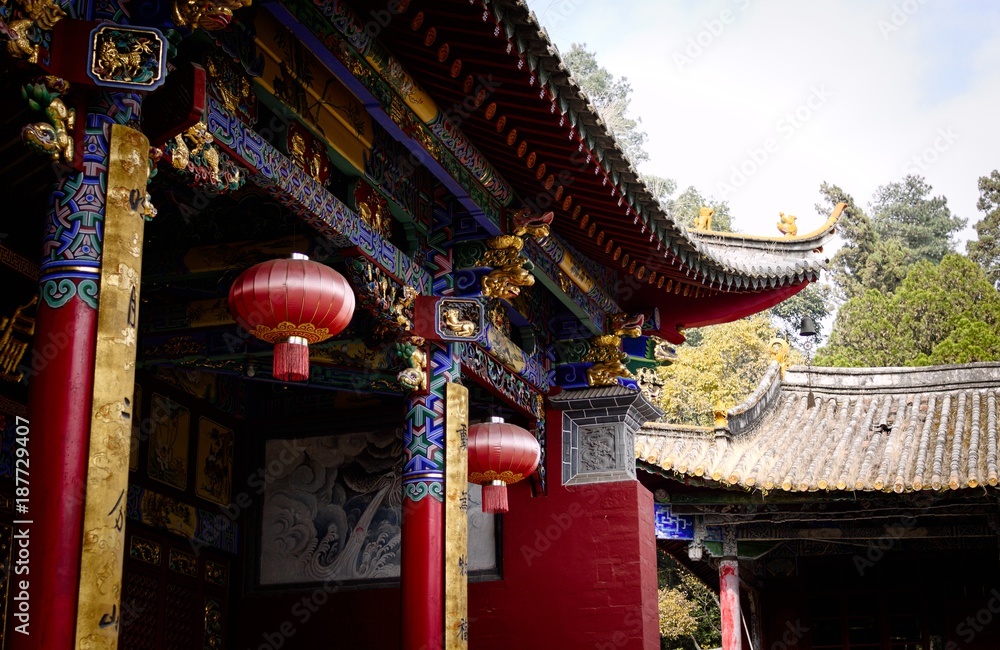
637, 361, 1000, 650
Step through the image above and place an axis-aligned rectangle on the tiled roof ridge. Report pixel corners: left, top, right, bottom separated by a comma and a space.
726, 361, 783, 437
783, 362, 1000, 394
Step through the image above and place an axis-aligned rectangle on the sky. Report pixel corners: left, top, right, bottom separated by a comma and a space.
522, 0, 1000, 245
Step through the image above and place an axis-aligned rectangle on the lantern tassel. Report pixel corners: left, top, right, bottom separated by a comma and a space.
481, 481, 508, 514
274, 337, 309, 382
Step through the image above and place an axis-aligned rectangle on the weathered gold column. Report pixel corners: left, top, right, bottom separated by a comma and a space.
444, 383, 469, 648
73, 124, 148, 647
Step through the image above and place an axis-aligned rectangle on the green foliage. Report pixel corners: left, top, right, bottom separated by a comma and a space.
820, 176, 964, 300
669, 186, 734, 233
657, 551, 721, 650
870, 175, 965, 264
653, 315, 781, 425
816, 254, 1000, 367
968, 170, 1000, 288
563, 43, 648, 164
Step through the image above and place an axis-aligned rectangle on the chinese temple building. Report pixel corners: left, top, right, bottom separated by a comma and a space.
639, 361, 1000, 650
0, 0, 840, 649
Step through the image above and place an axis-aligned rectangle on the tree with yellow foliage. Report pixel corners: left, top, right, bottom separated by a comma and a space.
648, 314, 792, 426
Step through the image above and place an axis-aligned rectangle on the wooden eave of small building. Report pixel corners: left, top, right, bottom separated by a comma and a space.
341, 0, 839, 339
637, 362, 1000, 494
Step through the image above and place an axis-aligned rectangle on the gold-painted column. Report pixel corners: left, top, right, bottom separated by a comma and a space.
444, 382, 469, 648
74, 124, 148, 647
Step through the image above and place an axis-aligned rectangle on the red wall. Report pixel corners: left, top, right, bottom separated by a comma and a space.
236, 407, 660, 650
469, 409, 660, 650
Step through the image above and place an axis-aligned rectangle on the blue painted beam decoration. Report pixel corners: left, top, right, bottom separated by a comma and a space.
654, 503, 695, 541
205, 95, 432, 295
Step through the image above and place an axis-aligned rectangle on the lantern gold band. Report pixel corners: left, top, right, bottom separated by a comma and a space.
283, 336, 308, 346
486, 480, 506, 487
248, 321, 331, 345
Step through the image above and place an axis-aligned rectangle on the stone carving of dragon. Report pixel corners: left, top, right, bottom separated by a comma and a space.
21, 76, 75, 164
297, 471, 401, 581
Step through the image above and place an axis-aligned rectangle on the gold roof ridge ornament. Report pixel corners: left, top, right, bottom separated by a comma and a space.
768, 338, 790, 379
687, 202, 845, 245
173, 0, 252, 31
713, 401, 728, 429
777, 212, 797, 237
692, 206, 714, 231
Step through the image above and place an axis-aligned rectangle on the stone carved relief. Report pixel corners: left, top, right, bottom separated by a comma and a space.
580, 426, 616, 472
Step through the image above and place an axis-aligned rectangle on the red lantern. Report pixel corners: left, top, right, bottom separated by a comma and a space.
228, 254, 355, 382
467, 419, 541, 514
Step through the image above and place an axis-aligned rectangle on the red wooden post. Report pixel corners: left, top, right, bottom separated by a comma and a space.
720, 559, 742, 650
15, 299, 97, 649
401, 343, 458, 649
9, 94, 141, 650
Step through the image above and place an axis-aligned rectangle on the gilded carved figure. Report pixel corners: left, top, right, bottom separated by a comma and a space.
21, 76, 75, 164
694, 206, 714, 230
777, 212, 798, 237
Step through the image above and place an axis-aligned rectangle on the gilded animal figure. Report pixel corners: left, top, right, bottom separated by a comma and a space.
510, 208, 554, 239
694, 206, 714, 230
611, 313, 644, 339
585, 333, 631, 386
396, 337, 426, 391
21, 77, 75, 164
5, 0, 66, 63
777, 212, 798, 236
442, 307, 476, 337
96, 37, 154, 82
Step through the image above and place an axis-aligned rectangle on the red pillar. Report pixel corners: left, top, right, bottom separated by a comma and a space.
400, 343, 457, 649
401, 494, 444, 649
720, 559, 742, 650
18, 300, 96, 649
10, 92, 140, 650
